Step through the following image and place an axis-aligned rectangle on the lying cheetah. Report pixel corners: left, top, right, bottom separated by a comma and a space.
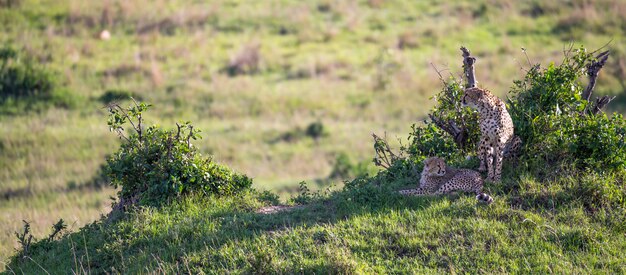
462, 87, 519, 182
399, 157, 493, 204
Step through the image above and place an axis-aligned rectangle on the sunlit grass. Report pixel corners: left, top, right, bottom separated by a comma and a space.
1, 0, 626, 270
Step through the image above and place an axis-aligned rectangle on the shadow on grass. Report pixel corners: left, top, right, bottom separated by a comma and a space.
8, 183, 448, 273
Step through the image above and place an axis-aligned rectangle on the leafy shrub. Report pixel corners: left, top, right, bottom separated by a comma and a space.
407, 123, 463, 163
105, 101, 252, 208
256, 190, 280, 205
507, 51, 589, 148
508, 47, 626, 170
398, 46, 626, 173
305, 121, 325, 140
365, 45, 626, 211
0, 46, 53, 100
340, 174, 399, 209
290, 181, 313, 205
289, 181, 336, 205
565, 114, 626, 169
273, 122, 327, 143
13, 219, 66, 261
428, 80, 481, 152
0, 45, 78, 113
402, 78, 479, 167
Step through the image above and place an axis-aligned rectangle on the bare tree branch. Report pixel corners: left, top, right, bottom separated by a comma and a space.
372, 133, 400, 169
461, 46, 477, 88
592, 95, 616, 115
430, 62, 445, 82
582, 50, 610, 102
428, 114, 468, 149
423, 47, 479, 150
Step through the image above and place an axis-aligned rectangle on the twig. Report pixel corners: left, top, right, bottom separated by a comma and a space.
130, 97, 143, 143
580, 50, 611, 115
592, 95, 616, 114
429, 114, 467, 148
372, 133, 399, 169
521, 47, 533, 68
423, 47, 480, 150
186, 125, 194, 148
562, 42, 574, 61
118, 105, 139, 138
46, 219, 66, 242
175, 123, 182, 140
430, 62, 445, 82
106, 104, 132, 143
15, 220, 33, 259
589, 38, 613, 55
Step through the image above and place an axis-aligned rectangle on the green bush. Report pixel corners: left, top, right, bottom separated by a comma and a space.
305, 121, 325, 140
368, 45, 626, 211
508, 47, 626, 170
0, 45, 78, 113
428, 80, 481, 153
105, 101, 252, 208
399, 46, 626, 172
407, 123, 463, 163
403, 78, 479, 167
566, 114, 626, 169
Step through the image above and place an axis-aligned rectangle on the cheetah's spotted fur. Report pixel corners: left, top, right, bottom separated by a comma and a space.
399, 157, 493, 204
462, 87, 519, 182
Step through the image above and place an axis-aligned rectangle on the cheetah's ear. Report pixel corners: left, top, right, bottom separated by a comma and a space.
475, 89, 484, 98
465, 88, 480, 99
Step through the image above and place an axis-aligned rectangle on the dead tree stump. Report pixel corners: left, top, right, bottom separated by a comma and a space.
581, 50, 614, 114
461, 46, 477, 88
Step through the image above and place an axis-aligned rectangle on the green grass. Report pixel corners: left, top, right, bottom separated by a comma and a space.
6, 166, 626, 273
2, 0, 626, 271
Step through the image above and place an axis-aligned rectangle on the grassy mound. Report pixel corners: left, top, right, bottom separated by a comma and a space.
5, 171, 626, 273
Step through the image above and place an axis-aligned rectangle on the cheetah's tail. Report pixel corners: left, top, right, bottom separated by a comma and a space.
476, 193, 494, 204
398, 189, 417, 195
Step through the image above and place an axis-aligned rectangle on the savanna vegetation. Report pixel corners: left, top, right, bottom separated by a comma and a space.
2, 0, 626, 273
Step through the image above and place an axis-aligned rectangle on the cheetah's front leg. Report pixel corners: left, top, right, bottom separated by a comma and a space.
478, 136, 489, 172
486, 144, 495, 182
492, 141, 505, 182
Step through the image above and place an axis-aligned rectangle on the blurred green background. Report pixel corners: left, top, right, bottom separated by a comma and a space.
1, 0, 625, 266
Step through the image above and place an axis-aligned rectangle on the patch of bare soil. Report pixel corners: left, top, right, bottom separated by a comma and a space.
256, 205, 303, 214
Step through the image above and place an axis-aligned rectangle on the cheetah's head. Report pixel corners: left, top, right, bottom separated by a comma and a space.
461, 87, 487, 109
423, 157, 446, 177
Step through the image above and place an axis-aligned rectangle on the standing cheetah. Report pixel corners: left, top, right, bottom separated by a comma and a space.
462, 87, 518, 182
399, 157, 493, 204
